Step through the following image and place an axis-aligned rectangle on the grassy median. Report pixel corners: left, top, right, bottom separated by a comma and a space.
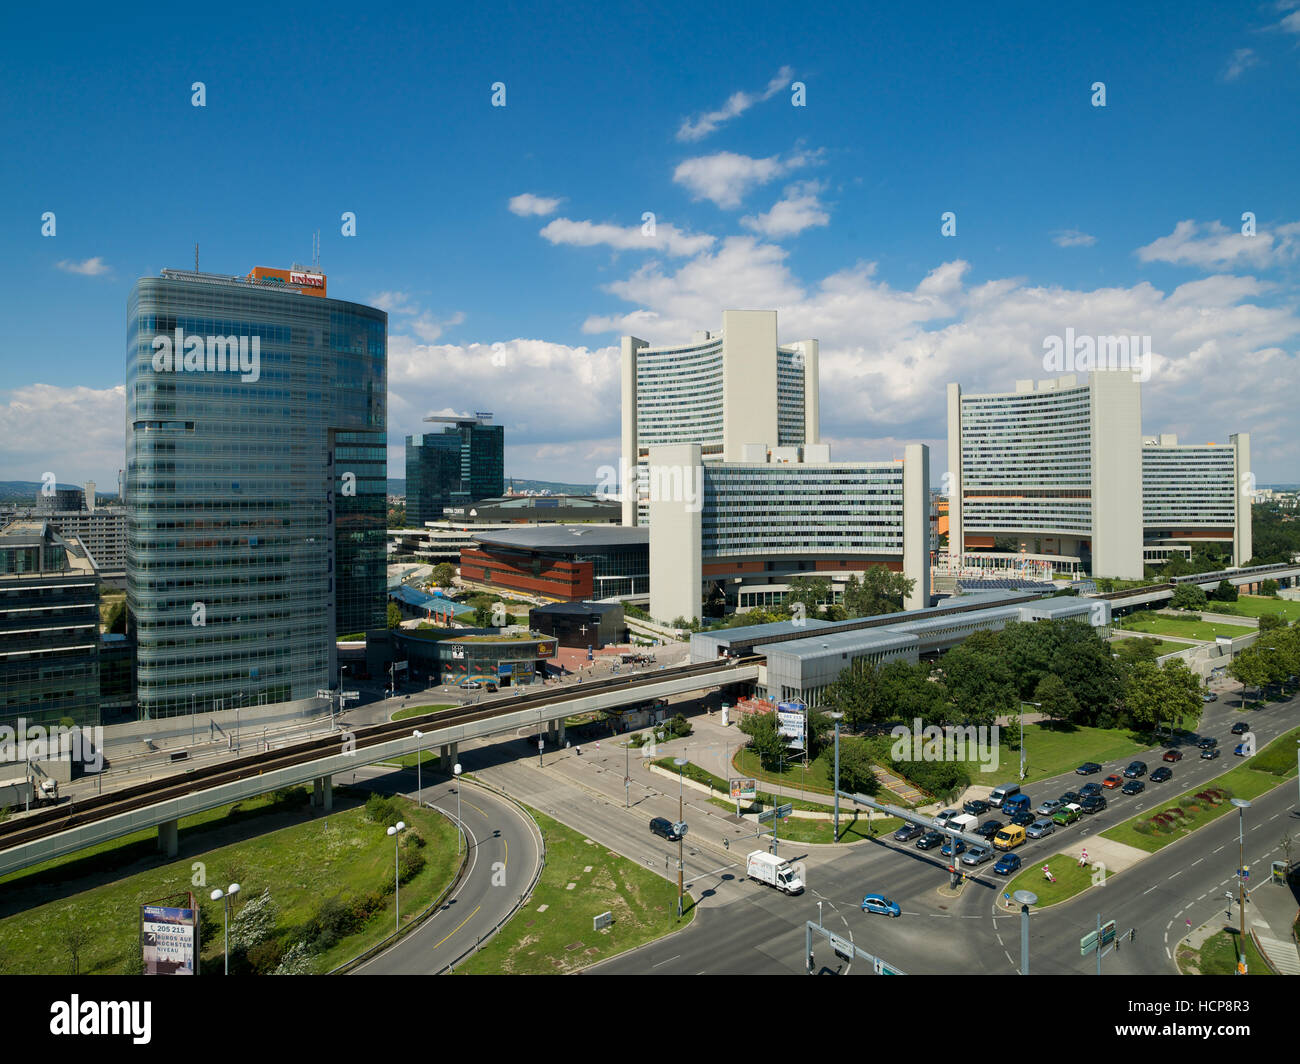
1177, 928, 1274, 976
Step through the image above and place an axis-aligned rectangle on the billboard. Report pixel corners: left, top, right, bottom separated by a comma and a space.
730, 777, 758, 801
289, 270, 324, 288
140, 903, 198, 975
776, 700, 806, 746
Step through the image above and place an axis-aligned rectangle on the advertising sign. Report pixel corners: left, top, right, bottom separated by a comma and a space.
776, 700, 806, 745
729, 777, 758, 801
536, 642, 555, 657
140, 903, 198, 975
289, 271, 324, 288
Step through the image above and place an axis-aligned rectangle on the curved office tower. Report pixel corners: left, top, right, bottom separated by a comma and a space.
126, 266, 386, 718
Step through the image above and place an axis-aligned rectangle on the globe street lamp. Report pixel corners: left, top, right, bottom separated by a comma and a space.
673, 756, 687, 918
210, 883, 240, 975
387, 821, 406, 931
829, 711, 844, 842
453, 763, 463, 855
1013, 889, 1037, 975
1019, 701, 1041, 781
412, 730, 424, 808
1230, 798, 1251, 974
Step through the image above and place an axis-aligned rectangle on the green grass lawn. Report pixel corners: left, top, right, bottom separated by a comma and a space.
0, 787, 460, 975
1003, 851, 1096, 906
745, 810, 904, 845
731, 748, 908, 806
983, 722, 1160, 788
456, 808, 692, 974
1177, 928, 1274, 976
390, 703, 457, 721
1112, 636, 1196, 656
1117, 614, 1254, 641
1212, 595, 1300, 623
387, 705, 458, 768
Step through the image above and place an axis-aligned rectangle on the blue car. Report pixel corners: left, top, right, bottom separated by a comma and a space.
940, 838, 966, 857
1233, 743, 1249, 757
993, 852, 1022, 876
862, 893, 901, 917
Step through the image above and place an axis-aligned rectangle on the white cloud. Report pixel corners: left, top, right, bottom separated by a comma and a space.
0, 383, 125, 484
410, 310, 466, 342
672, 149, 821, 209
741, 181, 830, 238
676, 66, 794, 142
1275, 7, 1300, 33
1137, 218, 1300, 270
508, 193, 563, 217
369, 291, 416, 313
539, 217, 715, 257
1223, 48, 1260, 81
1051, 228, 1097, 248
55, 257, 110, 277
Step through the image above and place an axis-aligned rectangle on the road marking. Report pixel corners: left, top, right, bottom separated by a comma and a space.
463, 799, 489, 819
652, 955, 680, 968
432, 904, 482, 949
1190, 858, 1203, 867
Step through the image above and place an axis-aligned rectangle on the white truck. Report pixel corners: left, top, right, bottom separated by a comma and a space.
0, 775, 59, 811
746, 850, 805, 895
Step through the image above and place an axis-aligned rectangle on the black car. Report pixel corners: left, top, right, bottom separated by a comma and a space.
916, 830, 945, 850
1076, 762, 1103, 775
963, 799, 991, 817
1121, 779, 1145, 796
1230, 722, 1250, 735
1150, 767, 1173, 783
1197, 736, 1218, 750
1059, 790, 1084, 806
1079, 782, 1104, 798
1009, 810, 1037, 827
894, 823, 925, 842
649, 817, 680, 841
1123, 761, 1147, 779
1201, 748, 1221, 760
1080, 795, 1107, 814
976, 820, 1003, 839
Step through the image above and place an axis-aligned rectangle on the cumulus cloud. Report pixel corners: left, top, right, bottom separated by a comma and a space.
539, 217, 716, 257
672, 149, 821, 209
1137, 218, 1300, 270
1222, 48, 1260, 81
508, 193, 563, 217
55, 257, 110, 276
0, 383, 126, 484
369, 291, 416, 313
1051, 229, 1097, 248
741, 181, 830, 238
676, 66, 794, 142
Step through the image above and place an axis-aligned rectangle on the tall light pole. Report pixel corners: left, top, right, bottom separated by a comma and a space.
1013, 889, 1037, 975
1018, 701, 1040, 781
453, 763, 463, 855
673, 756, 687, 919
337, 664, 349, 729
413, 730, 424, 808
210, 883, 240, 974
830, 711, 844, 843
387, 821, 406, 931
1231, 798, 1251, 974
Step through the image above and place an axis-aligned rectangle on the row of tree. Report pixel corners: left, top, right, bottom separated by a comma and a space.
1228, 619, 1300, 696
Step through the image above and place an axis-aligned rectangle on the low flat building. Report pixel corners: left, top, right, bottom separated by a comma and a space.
460, 526, 649, 600
529, 600, 627, 647
384, 628, 557, 687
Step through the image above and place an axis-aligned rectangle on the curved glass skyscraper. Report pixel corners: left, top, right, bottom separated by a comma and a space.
126, 267, 386, 718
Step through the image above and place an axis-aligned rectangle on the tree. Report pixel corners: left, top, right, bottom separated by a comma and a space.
1229, 646, 1272, 703
834, 737, 880, 796
431, 563, 456, 588
842, 566, 915, 618
939, 640, 1017, 727
737, 711, 788, 772
1113, 637, 1162, 667
1258, 613, 1285, 634
1260, 579, 1280, 597
472, 594, 494, 628
784, 576, 832, 621
1214, 579, 1238, 603
386, 601, 401, 629
230, 888, 278, 954
1031, 673, 1079, 727
59, 920, 94, 975
825, 661, 883, 732
1171, 584, 1207, 611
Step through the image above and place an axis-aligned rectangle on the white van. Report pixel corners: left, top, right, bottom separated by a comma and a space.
988, 783, 1021, 809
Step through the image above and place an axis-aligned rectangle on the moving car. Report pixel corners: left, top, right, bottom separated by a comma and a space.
1026, 818, 1056, 839
1121, 779, 1145, 795
862, 894, 901, 917
1202, 692, 1218, 703
1197, 736, 1218, 750
963, 799, 991, 817
1162, 750, 1183, 762
1080, 795, 1108, 813
459, 680, 482, 690
1230, 722, 1250, 735
961, 846, 993, 866
1103, 774, 1123, 789
649, 817, 680, 841
976, 820, 1003, 839
1079, 783, 1104, 798
940, 838, 967, 857
1009, 810, 1037, 827
993, 852, 1022, 876
1051, 804, 1082, 826
1035, 798, 1063, 817
1076, 762, 1102, 775
1234, 743, 1250, 757
993, 824, 1027, 850
1200, 748, 1221, 761
916, 831, 945, 850
1150, 767, 1173, 782
894, 823, 925, 842
1059, 790, 1084, 806
1123, 761, 1147, 779
988, 783, 1022, 809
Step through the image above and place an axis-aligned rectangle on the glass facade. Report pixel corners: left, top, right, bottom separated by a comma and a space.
406, 422, 504, 525
126, 270, 386, 718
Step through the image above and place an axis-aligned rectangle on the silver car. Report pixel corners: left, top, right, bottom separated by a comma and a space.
960, 845, 993, 866
1026, 818, 1056, 838
1035, 799, 1062, 817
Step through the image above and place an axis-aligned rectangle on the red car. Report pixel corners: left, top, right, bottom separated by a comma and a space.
1162, 750, 1183, 762
1102, 774, 1124, 789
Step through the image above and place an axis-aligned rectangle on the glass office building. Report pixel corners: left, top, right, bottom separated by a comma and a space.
126, 267, 386, 718
406, 416, 504, 525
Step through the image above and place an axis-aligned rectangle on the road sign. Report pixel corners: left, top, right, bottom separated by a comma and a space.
828, 932, 852, 960
775, 803, 793, 818
341, 690, 360, 699
1080, 920, 1116, 955
758, 809, 777, 824
316, 689, 331, 699
673, 822, 688, 838
873, 958, 902, 975
593, 911, 613, 931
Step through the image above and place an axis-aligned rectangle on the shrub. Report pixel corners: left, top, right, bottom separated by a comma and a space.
364, 792, 403, 827
273, 941, 314, 975
398, 848, 426, 884
247, 938, 285, 974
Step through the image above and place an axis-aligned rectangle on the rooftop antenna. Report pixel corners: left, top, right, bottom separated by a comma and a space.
195, 242, 199, 272
312, 230, 320, 271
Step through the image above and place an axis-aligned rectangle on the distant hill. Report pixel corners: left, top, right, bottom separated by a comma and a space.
387, 477, 596, 497
0, 481, 117, 506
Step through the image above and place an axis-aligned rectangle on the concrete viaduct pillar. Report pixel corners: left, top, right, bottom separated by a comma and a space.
440, 742, 458, 771
309, 776, 333, 811
157, 818, 178, 857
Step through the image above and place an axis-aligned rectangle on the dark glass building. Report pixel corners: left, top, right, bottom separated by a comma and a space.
406, 415, 504, 525
126, 266, 386, 718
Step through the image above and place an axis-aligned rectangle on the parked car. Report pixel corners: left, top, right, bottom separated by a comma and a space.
993, 825, 1027, 850
460, 680, 482, 690
1001, 794, 1033, 818
1162, 750, 1183, 762
961, 846, 993, 866
1059, 790, 1084, 806
649, 817, 680, 841
1123, 761, 1147, 779
976, 820, 1003, 839
963, 799, 991, 817
1150, 767, 1173, 783
916, 831, 944, 850
1079, 783, 1104, 798
1036, 798, 1063, 817
934, 809, 961, 828
1234, 743, 1250, 757
941, 838, 967, 857
1103, 774, 1124, 789
1202, 692, 1218, 703
1080, 795, 1108, 813
1009, 810, 1037, 827
993, 852, 1022, 875
894, 823, 925, 843
1025, 818, 1056, 839
1076, 762, 1102, 775
1052, 804, 1082, 826
1230, 722, 1250, 735
861, 893, 901, 917
1197, 736, 1218, 750
1200, 748, 1222, 761
1121, 779, 1145, 795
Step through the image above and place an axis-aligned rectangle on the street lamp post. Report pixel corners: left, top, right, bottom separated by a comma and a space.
1013, 889, 1037, 975
1018, 701, 1040, 781
454, 763, 463, 855
830, 711, 844, 842
387, 821, 406, 931
210, 883, 241, 974
1231, 798, 1251, 974
413, 730, 424, 808
673, 756, 687, 919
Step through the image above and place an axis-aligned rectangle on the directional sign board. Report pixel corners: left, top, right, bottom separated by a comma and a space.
1080, 920, 1117, 955
316, 690, 331, 699
775, 803, 793, 818
341, 690, 360, 699
758, 809, 777, 824
828, 932, 852, 961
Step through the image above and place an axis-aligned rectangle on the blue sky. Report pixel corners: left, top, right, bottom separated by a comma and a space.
2, 1, 1298, 487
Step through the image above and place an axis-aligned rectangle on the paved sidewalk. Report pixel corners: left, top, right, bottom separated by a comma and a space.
1248, 875, 1300, 975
